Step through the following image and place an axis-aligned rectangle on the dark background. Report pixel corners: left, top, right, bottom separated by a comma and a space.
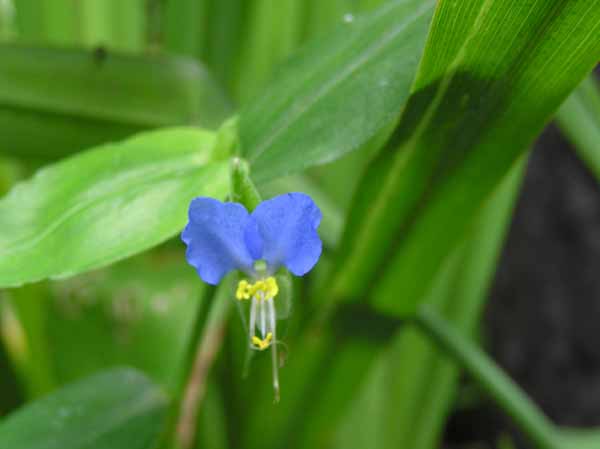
448, 71, 600, 449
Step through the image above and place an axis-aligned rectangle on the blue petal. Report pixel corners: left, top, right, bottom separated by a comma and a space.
243, 217, 263, 260
249, 193, 322, 276
181, 197, 257, 284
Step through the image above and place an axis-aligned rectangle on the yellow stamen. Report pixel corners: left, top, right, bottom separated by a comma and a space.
252, 332, 273, 350
235, 279, 251, 300
236, 277, 279, 301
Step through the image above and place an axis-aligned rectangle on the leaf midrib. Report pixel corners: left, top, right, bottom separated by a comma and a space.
0, 159, 208, 257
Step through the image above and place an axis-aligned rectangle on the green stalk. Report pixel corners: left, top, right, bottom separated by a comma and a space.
555, 75, 600, 179
415, 306, 562, 449
109, 0, 145, 52
235, 0, 304, 103
12, 0, 44, 42
164, 0, 209, 60
40, 0, 79, 46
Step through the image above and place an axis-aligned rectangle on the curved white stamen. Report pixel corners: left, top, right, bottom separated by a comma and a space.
249, 297, 257, 347
268, 298, 280, 402
259, 292, 266, 337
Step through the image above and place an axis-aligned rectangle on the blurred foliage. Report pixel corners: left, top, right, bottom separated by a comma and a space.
0, 1, 599, 449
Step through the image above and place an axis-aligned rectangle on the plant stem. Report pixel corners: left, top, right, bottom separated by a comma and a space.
415, 305, 562, 449
175, 279, 233, 449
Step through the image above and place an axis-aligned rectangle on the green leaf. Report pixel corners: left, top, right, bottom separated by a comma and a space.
0, 368, 168, 449
559, 429, 600, 449
3, 249, 204, 395
234, 0, 304, 103
0, 44, 231, 159
239, 0, 435, 183
416, 307, 560, 449
331, 0, 600, 317
285, 160, 525, 449
555, 76, 600, 179
0, 127, 229, 288
380, 160, 525, 449
164, 0, 210, 60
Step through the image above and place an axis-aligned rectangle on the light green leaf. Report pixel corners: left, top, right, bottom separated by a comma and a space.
0, 368, 168, 449
559, 428, 600, 449
330, 0, 600, 317
239, 0, 435, 183
0, 44, 231, 159
0, 127, 229, 288
556, 76, 600, 179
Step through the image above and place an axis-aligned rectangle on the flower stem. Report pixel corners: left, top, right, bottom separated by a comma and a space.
230, 157, 261, 210
175, 278, 233, 449
415, 305, 562, 449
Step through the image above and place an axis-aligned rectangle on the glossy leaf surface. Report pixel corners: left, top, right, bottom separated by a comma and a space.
0, 128, 229, 288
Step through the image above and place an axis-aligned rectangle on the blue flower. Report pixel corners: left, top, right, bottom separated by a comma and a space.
181, 192, 322, 285
182, 192, 322, 397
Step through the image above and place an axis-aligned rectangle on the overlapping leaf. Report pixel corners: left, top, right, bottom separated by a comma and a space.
0, 368, 168, 449
239, 0, 435, 183
0, 128, 229, 288
331, 0, 600, 317
0, 44, 231, 159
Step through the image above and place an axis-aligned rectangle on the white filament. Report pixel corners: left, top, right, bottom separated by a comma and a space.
249, 297, 257, 345
268, 298, 280, 402
259, 293, 266, 337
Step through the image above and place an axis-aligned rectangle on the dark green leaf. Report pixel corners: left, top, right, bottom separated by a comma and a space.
239, 0, 435, 183
331, 0, 600, 317
0, 368, 168, 449
0, 44, 231, 159
0, 127, 229, 288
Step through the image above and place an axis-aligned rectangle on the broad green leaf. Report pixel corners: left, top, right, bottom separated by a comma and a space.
302, 0, 353, 39
239, 0, 435, 183
0, 127, 229, 288
276, 159, 526, 449
384, 160, 524, 449
0, 368, 168, 449
0, 44, 231, 159
556, 76, 600, 179
335, 159, 525, 449
2, 249, 204, 396
331, 0, 600, 317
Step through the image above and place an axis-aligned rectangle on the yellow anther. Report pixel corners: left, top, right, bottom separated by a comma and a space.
251, 332, 273, 350
236, 279, 252, 300
235, 277, 279, 301
264, 277, 279, 299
